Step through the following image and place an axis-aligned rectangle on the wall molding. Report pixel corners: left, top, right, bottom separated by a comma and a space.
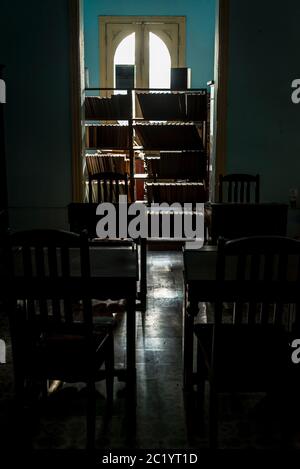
214, 0, 230, 198
69, 0, 85, 202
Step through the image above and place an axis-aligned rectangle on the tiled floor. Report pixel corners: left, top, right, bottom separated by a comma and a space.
1, 251, 300, 450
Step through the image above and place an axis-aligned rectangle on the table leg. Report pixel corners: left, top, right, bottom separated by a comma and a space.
183, 287, 198, 391
140, 238, 147, 310
126, 293, 136, 386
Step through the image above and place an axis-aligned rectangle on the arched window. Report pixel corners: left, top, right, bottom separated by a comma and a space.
100, 16, 186, 90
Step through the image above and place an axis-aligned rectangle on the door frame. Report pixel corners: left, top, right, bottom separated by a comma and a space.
213, 0, 229, 199
69, 3, 229, 202
69, 0, 85, 202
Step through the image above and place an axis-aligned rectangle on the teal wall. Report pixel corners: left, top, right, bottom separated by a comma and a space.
0, 0, 72, 229
84, 0, 216, 89
3, 0, 297, 231
226, 0, 300, 203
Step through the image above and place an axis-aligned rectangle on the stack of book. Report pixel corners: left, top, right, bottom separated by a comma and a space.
137, 93, 186, 120
87, 180, 132, 204
146, 182, 207, 204
85, 153, 130, 175
186, 93, 208, 121
146, 151, 206, 180
134, 123, 203, 150
137, 91, 207, 121
85, 95, 131, 120
85, 124, 129, 149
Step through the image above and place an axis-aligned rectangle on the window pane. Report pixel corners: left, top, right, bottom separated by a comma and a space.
149, 32, 171, 89
114, 32, 135, 91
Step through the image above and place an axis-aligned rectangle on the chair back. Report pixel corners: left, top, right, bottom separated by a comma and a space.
210, 235, 300, 391
88, 172, 128, 204
210, 203, 287, 244
215, 236, 300, 325
218, 173, 260, 203
3, 229, 115, 451
4, 229, 93, 330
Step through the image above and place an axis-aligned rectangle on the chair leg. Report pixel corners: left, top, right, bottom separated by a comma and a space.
196, 340, 206, 413
86, 380, 96, 451
197, 380, 205, 417
15, 372, 26, 407
105, 333, 114, 407
209, 382, 218, 449
41, 379, 49, 400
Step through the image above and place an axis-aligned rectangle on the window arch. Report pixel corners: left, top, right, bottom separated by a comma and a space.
100, 16, 186, 90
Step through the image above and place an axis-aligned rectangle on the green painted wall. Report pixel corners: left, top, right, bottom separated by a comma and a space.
0, 0, 72, 229
226, 0, 300, 204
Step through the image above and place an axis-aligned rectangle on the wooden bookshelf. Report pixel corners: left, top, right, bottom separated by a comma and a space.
84, 88, 210, 204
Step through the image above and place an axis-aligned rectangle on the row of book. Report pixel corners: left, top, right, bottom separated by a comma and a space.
85, 94, 131, 120
85, 125, 129, 149
86, 180, 132, 204
146, 182, 207, 204
85, 123, 204, 150
85, 92, 208, 121
146, 152, 207, 180
135, 123, 203, 150
137, 92, 208, 121
85, 153, 130, 175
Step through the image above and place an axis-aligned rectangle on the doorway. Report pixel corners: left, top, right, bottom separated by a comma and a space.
70, 2, 229, 202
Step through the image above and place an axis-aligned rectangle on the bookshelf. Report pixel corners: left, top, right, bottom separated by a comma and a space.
84, 88, 210, 206
84, 89, 134, 202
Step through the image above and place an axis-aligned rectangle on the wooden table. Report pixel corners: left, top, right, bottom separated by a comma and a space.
183, 246, 217, 391
183, 245, 300, 391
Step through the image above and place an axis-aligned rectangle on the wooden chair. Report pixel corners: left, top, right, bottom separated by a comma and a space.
209, 202, 288, 244
194, 236, 300, 448
4, 229, 115, 450
88, 171, 128, 204
218, 173, 260, 203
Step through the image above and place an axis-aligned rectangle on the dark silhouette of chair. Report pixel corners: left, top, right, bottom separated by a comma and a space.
68, 202, 147, 311
4, 229, 114, 450
88, 171, 128, 204
209, 203, 288, 244
194, 236, 300, 448
218, 173, 260, 203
